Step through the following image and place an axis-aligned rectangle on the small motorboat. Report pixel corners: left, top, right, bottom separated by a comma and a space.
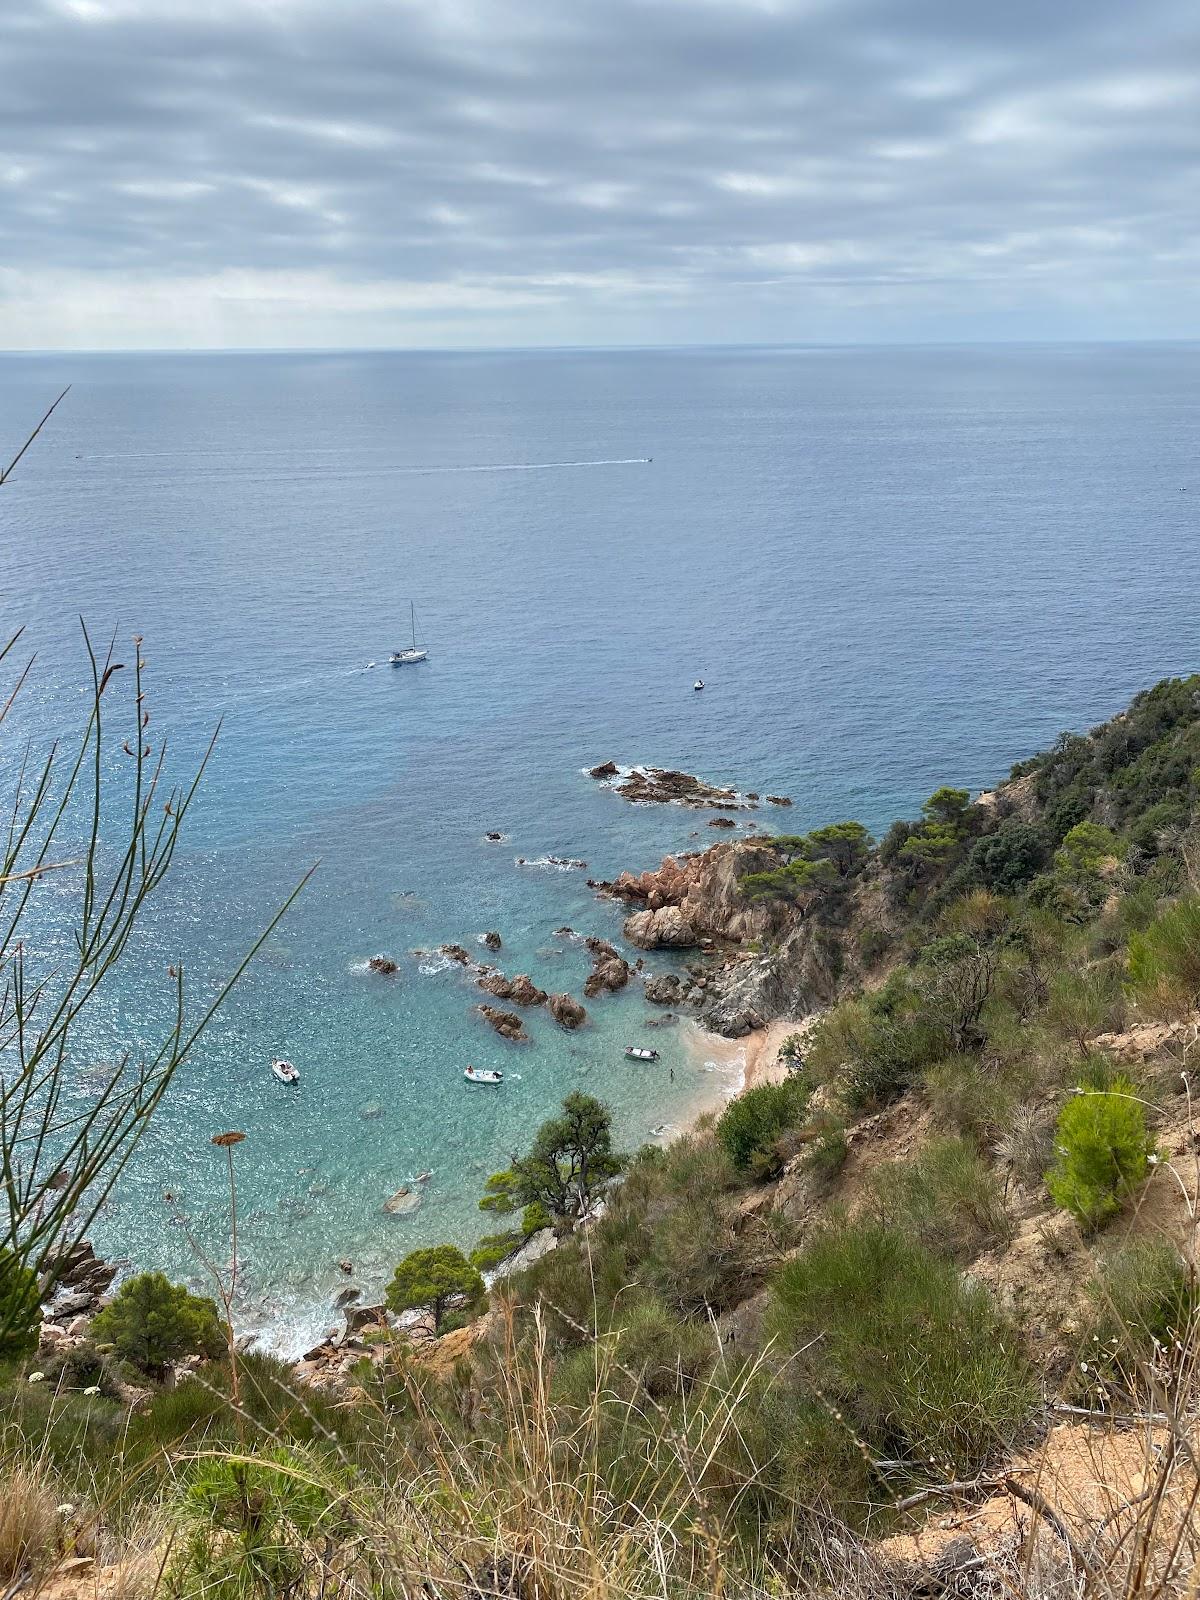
625, 1046, 660, 1062
464, 1066, 503, 1085
693, 679, 704, 692
271, 1058, 300, 1085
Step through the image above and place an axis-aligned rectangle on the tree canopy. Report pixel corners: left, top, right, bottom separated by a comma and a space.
481, 1091, 622, 1228
91, 1271, 224, 1376
385, 1245, 485, 1333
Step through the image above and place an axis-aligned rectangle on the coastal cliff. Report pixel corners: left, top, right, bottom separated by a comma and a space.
8, 675, 1200, 1600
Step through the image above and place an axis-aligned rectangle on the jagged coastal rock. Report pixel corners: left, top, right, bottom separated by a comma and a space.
477, 970, 547, 1006
623, 905, 698, 949
642, 972, 684, 1005
367, 954, 398, 975
591, 839, 847, 1034
477, 1004, 528, 1040
582, 936, 631, 997
482, 930, 502, 950
548, 991, 587, 1028
589, 763, 752, 809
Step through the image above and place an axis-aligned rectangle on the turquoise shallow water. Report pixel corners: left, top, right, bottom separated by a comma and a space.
1, 344, 1198, 1350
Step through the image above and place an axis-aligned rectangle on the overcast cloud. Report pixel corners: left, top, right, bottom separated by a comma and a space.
1, 0, 1198, 348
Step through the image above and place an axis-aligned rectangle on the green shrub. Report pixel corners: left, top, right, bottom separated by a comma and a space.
0, 1250, 42, 1366
1127, 894, 1200, 1019
923, 1057, 1015, 1141
856, 926, 890, 967
167, 1446, 356, 1599
862, 1136, 1013, 1263
770, 1222, 1034, 1475
715, 1076, 810, 1176
1082, 1240, 1199, 1397
469, 1231, 523, 1272
91, 1272, 223, 1377
1046, 1076, 1156, 1229
802, 1111, 848, 1185
609, 1294, 715, 1399
1042, 964, 1124, 1057
807, 980, 943, 1109
967, 821, 1048, 892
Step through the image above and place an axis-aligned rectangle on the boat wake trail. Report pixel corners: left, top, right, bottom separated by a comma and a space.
77, 452, 652, 476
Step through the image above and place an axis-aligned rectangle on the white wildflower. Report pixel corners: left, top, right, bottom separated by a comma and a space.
83, 1385, 101, 1396
56, 1503, 75, 1517
26, 1370, 45, 1384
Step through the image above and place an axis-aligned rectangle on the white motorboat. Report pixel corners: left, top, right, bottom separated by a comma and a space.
390, 602, 429, 665
271, 1058, 300, 1085
464, 1066, 503, 1085
693, 679, 704, 691
625, 1046, 660, 1062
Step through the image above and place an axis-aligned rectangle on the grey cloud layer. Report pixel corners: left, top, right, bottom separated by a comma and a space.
1, 0, 1198, 345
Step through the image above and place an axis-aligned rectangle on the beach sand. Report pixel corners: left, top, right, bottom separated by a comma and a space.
676, 1014, 820, 1135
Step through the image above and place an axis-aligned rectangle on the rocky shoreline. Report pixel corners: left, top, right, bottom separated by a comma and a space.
587, 760, 791, 812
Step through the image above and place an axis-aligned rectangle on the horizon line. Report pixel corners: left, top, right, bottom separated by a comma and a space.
3, 335, 1200, 359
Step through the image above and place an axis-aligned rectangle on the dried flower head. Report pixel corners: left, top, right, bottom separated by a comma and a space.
211, 1131, 246, 1148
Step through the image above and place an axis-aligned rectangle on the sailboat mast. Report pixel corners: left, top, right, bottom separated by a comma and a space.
411, 600, 416, 650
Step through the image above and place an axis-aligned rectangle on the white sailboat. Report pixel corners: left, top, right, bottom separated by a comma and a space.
390, 602, 428, 666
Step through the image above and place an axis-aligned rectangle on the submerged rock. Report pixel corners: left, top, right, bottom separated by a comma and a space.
367, 955, 398, 975
439, 944, 473, 965
766, 794, 793, 806
708, 816, 737, 828
382, 1186, 422, 1216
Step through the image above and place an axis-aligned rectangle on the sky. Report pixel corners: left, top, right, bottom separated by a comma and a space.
1, 0, 1198, 350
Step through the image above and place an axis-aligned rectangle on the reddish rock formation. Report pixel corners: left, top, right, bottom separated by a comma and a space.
509, 973, 548, 1006
368, 955, 398, 975
584, 955, 631, 997
548, 992, 587, 1029
478, 1005, 528, 1041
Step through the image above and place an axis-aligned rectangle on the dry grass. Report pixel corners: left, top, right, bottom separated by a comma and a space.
0, 1463, 59, 1582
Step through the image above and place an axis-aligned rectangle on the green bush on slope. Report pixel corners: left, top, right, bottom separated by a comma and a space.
770, 1221, 1035, 1476
1046, 1076, 1156, 1230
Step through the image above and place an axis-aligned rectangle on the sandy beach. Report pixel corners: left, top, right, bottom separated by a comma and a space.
677, 1014, 819, 1134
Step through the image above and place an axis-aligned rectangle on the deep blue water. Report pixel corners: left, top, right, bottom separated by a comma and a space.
1, 344, 1197, 1349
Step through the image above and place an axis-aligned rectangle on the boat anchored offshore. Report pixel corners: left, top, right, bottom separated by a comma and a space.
271, 1058, 300, 1085
625, 1046, 660, 1062
693, 678, 704, 692
390, 602, 428, 665
464, 1065, 503, 1085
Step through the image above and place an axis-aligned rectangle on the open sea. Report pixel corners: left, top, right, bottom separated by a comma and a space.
1, 343, 1197, 1351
